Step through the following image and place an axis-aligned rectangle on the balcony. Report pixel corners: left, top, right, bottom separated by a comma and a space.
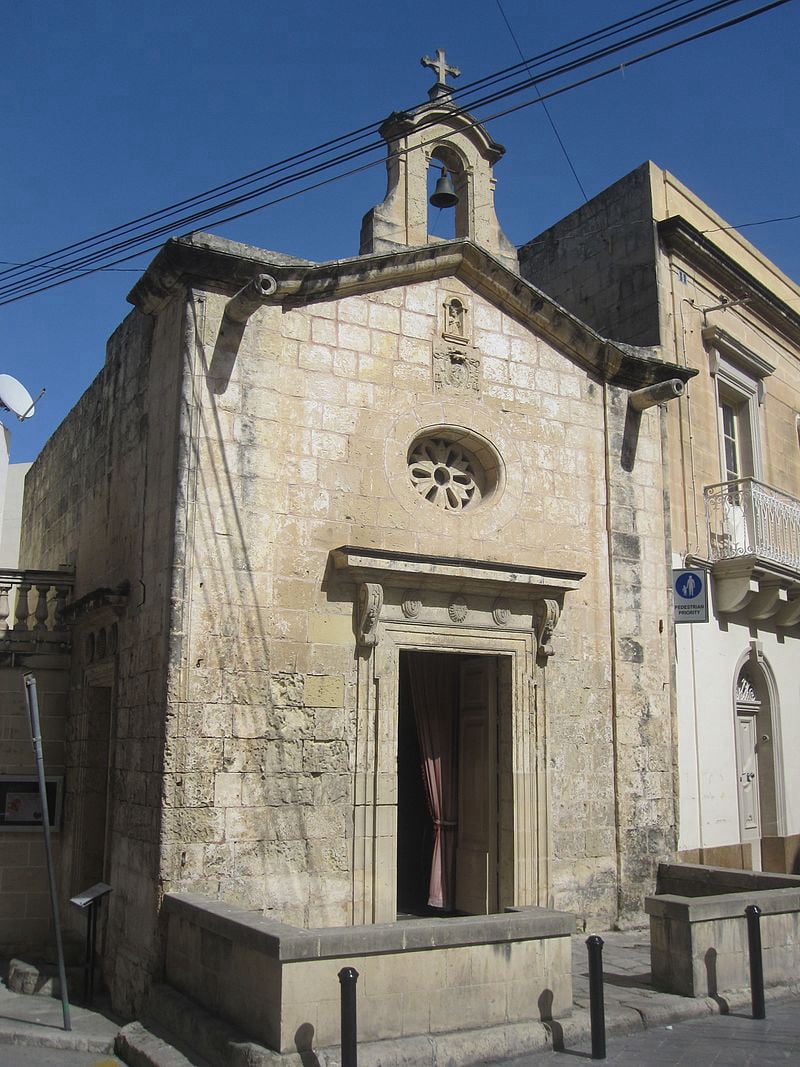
0, 568, 75, 653
704, 479, 800, 623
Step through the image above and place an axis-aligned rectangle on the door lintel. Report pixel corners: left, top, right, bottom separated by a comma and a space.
332, 546, 583, 662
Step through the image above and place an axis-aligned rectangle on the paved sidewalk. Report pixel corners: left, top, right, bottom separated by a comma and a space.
0, 970, 120, 1058
1, 932, 799, 1065
507, 997, 800, 1064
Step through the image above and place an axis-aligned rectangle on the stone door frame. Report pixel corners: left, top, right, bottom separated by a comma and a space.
356, 624, 542, 924
331, 546, 584, 925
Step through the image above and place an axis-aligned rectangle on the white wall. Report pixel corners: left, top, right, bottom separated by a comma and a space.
675, 555, 800, 852
0, 443, 32, 568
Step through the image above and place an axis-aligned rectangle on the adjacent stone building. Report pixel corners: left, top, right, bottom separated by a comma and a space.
522, 161, 800, 876
5, 61, 796, 1046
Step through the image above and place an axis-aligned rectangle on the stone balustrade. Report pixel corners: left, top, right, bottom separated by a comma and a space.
0, 568, 75, 635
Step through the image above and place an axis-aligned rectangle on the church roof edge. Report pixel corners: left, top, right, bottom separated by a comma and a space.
128, 234, 694, 390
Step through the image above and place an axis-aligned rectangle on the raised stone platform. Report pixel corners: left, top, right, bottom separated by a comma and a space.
646, 863, 800, 998
162, 893, 574, 1055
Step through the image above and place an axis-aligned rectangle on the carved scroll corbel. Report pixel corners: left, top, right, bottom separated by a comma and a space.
357, 582, 384, 646
534, 598, 561, 662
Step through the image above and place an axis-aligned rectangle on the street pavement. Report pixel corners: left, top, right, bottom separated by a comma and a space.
506, 997, 799, 1064
0, 1049, 123, 1066
1, 932, 799, 1065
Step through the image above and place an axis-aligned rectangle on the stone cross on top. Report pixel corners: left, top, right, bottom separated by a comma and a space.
421, 48, 460, 101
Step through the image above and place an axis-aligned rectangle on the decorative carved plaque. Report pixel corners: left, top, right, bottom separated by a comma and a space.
433, 345, 481, 398
401, 592, 422, 619
448, 596, 469, 623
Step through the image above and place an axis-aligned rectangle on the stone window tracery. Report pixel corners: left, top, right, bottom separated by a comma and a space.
408, 437, 482, 511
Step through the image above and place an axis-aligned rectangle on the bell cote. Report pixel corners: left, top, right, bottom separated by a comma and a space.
360, 51, 519, 272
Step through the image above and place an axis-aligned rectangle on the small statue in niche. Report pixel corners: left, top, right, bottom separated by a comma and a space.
442, 296, 469, 343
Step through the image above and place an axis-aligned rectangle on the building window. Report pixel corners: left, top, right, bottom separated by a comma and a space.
703, 325, 771, 484
718, 384, 756, 482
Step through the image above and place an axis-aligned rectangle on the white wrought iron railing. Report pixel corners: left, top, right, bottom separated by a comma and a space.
0, 569, 74, 634
705, 478, 800, 571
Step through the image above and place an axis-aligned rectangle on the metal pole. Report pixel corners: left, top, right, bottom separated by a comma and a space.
88, 902, 98, 1004
338, 966, 359, 1067
586, 935, 606, 1060
745, 904, 766, 1020
23, 673, 71, 1031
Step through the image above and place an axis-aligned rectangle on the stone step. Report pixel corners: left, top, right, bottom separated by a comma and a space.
116, 1020, 211, 1067
132, 983, 279, 1067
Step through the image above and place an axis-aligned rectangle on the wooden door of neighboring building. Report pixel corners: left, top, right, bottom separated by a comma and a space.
735, 711, 761, 869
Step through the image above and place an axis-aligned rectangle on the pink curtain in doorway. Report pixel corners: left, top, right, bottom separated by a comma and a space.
407, 652, 458, 910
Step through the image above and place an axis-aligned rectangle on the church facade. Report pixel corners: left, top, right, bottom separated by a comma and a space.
6, 58, 797, 1043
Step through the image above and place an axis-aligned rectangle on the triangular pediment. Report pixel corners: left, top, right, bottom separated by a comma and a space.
129, 233, 694, 390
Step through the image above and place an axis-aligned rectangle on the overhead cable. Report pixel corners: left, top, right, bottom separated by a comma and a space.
0, 0, 790, 306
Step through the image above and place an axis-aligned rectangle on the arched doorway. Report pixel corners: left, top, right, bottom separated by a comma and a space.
734, 657, 779, 870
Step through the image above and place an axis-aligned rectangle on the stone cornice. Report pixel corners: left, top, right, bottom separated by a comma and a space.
332, 546, 584, 660
658, 216, 800, 346
701, 324, 776, 379
332, 545, 584, 596
129, 235, 695, 390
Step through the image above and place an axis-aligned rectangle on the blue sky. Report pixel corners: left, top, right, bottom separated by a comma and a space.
2, 0, 799, 461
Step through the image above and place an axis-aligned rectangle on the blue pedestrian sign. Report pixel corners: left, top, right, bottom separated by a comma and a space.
672, 568, 708, 623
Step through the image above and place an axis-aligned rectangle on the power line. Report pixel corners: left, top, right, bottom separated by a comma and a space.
0, 0, 756, 299
0, 0, 791, 306
0, 0, 710, 292
494, 0, 589, 201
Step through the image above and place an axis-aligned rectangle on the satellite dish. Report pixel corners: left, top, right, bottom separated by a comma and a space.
0, 374, 36, 420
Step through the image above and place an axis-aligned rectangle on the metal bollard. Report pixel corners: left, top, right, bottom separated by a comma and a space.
338, 966, 359, 1067
586, 935, 606, 1060
745, 905, 766, 1020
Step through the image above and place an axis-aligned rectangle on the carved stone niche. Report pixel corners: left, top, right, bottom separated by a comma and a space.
333, 546, 584, 661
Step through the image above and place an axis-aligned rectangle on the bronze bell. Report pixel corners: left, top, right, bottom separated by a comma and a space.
429, 167, 458, 209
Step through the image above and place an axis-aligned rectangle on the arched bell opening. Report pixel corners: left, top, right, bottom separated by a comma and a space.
427, 143, 470, 244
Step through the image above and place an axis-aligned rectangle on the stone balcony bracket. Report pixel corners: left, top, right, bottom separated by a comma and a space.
709, 558, 800, 626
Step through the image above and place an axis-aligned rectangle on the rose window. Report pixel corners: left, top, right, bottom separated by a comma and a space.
408, 437, 483, 511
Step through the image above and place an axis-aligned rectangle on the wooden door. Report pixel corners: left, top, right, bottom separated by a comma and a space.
455, 656, 497, 914
736, 712, 761, 866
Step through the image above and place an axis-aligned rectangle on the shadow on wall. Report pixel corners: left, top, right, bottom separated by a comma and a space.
295, 1022, 321, 1067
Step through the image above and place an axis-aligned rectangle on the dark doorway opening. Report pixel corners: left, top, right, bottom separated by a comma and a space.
397, 654, 436, 916
397, 650, 504, 919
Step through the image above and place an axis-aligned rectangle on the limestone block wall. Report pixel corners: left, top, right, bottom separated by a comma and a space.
0, 661, 68, 953
19, 301, 186, 1012
518, 163, 661, 348
605, 385, 676, 922
160, 271, 673, 928
162, 893, 574, 1054
647, 868, 800, 998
